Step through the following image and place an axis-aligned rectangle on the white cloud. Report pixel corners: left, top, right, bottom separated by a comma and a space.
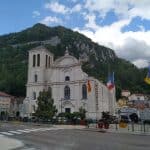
84, 13, 100, 31
132, 59, 149, 68
84, 0, 150, 20
45, 1, 69, 14
71, 4, 82, 13
32, 11, 40, 18
74, 16, 150, 68
129, 0, 150, 20
42, 0, 150, 68
116, 38, 150, 62
40, 16, 62, 25
84, 0, 129, 18
45, 1, 82, 14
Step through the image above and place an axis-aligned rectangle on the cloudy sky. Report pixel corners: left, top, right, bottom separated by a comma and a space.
0, 0, 150, 68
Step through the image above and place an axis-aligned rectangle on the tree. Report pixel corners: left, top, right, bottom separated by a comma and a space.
102, 111, 110, 120
58, 107, 87, 121
35, 89, 57, 120
79, 107, 86, 119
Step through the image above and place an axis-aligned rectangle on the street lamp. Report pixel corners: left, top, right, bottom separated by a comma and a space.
60, 98, 63, 113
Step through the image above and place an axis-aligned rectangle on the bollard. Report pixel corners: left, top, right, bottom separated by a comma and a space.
115, 123, 118, 130
98, 122, 103, 129
141, 122, 142, 133
144, 123, 146, 133
132, 122, 134, 132
104, 123, 109, 129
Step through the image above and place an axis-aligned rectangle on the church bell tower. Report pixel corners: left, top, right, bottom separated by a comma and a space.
24, 46, 53, 117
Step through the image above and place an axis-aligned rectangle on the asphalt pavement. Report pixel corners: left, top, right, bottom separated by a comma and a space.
0, 122, 150, 150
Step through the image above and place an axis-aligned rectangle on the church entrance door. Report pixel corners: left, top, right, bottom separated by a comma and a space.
65, 108, 71, 113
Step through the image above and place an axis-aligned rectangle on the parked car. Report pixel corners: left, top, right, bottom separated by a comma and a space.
31, 117, 38, 123
129, 113, 139, 123
22, 117, 29, 122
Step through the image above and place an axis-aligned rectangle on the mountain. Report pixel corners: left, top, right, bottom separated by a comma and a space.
0, 23, 149, 98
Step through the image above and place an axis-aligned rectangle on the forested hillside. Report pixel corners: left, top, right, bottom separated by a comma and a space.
0, 23, 149, 98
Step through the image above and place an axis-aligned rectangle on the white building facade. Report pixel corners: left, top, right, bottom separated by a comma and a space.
128, 94, 146, 101
23, 46, 116, 119
0, 92, 12, 114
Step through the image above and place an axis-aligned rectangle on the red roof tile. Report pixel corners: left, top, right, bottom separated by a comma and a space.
0, 91, 12, 97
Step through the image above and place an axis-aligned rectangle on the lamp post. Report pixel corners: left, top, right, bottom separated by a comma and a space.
61, 98, 62, 113
60, 98, 64, 124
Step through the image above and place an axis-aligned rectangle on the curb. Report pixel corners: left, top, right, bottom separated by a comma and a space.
53, 125, 86, 129
107, 130, 150, 136
81, 128, 150, 136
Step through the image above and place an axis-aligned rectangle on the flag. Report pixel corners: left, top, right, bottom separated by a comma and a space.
87, 80, 91, 93
144, 65, 150, 84
107, 72, 115, 90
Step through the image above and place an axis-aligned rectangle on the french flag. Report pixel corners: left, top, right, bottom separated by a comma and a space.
107, 72, 115, 90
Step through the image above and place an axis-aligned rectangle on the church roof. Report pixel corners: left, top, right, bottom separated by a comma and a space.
53, 48, 80, 67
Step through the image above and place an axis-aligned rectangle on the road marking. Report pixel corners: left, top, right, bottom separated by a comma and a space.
24, 128, 38, 131
22, 148, 36, 150
24, 128, 39, 132
9, 131, 22, 134
0, 132, 14, 135
17, 130, 31, 133
40, 128, 51, 131
38, 128, 50, 131
51, 128, 64, 130
24, 129, 32, 131
0, 127, 67, 136
0, 134, 4, 137
44, 128, 54, 131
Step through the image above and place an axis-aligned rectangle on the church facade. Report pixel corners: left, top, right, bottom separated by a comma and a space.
22, 46, 116, 119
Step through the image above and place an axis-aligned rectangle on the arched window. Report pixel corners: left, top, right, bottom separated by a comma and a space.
33, 55, 36, 67
32, 105, 36, 112
45, 55, 48, 68
82, 84, 87, 99
48, 87, 52, 98
65, 76, 70, 81
34, 74, 38, 82
37, 54, 40, 67
64, 86, 70, 100
33, 92, 36, 100
48, 56, 51, 68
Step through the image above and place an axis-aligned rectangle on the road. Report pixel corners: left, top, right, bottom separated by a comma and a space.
0, 122, 150, 150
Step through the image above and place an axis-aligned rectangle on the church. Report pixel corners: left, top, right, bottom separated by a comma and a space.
22, 46, 116, 119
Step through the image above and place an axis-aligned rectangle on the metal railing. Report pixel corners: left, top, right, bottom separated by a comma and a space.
108, 123, 150, 133
88, 122, 150, 134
